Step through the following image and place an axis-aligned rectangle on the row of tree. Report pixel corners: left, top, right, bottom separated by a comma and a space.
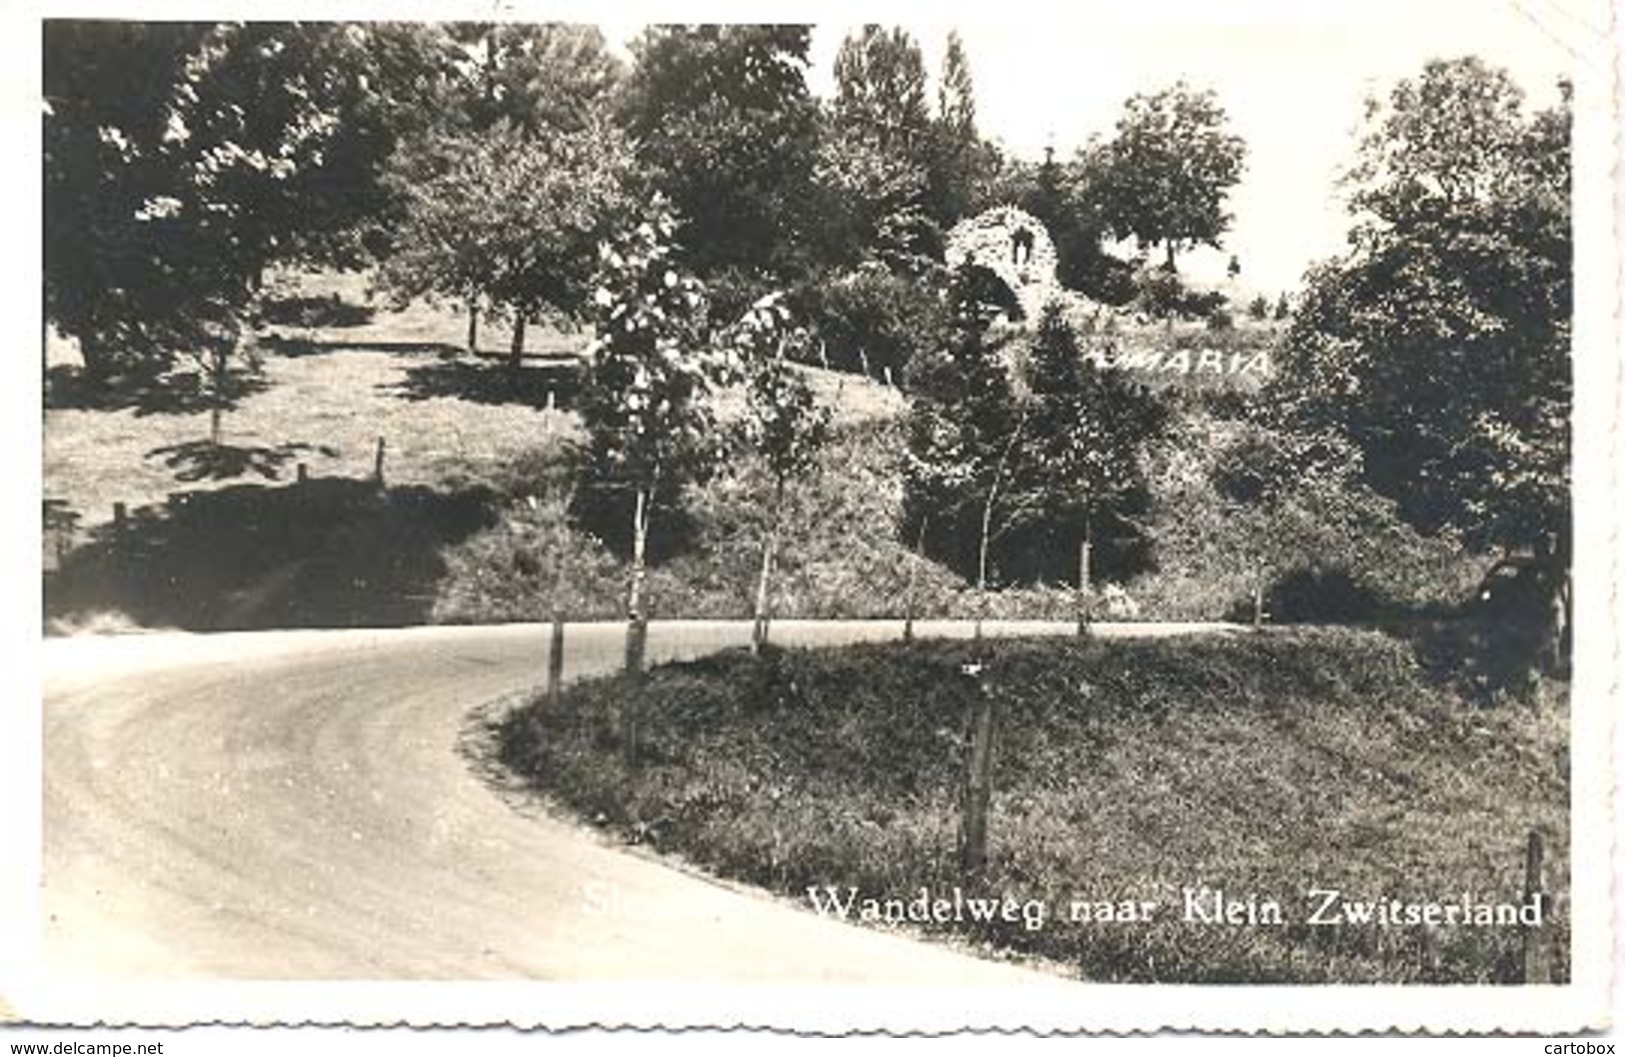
44, 21, 1253, 390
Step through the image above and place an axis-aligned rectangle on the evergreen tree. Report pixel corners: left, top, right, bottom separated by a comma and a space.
926, 29, 992, 226
817, 25, 940, 270
903, 266, 1026, 628
1010, 303, 1169, 586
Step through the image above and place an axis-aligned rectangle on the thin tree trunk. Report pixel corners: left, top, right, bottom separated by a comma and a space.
548, 615, 566, 706
751, 481, 784, 655
1077, 511, 1093, 638
209, 344, 227, 446
509, 310, 527, 371
1164, 241, 1177, 272
904, 517, 928, 644
466, 299, 480, 356
976, 492, 995, 643
547, 508, 567, 706
976, 407, 1028, 641
1536, 527, 1571, 678
623, 484, 651, 768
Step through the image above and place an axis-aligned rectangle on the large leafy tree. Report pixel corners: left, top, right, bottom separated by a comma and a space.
44, 21, 453, 384
831, 25, 932, 155
1093, 81, 1247, 271
1280, 58, 1571, 664
618, 25, 819, 300
374, 23, 626, 355
1284, 58, 1569, 554
444, 22, 624, 137
377, 118, 633, 366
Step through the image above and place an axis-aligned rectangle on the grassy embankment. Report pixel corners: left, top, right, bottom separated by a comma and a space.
497, 629, 1568, 984
44, 268, 1477, 632
43, 270, 914, 631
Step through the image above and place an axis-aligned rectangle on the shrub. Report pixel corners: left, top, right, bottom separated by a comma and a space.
1128, 263, 1228, 321
807, 263, 948, 385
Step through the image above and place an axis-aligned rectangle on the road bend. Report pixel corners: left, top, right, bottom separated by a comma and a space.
42, 619, 1233, 982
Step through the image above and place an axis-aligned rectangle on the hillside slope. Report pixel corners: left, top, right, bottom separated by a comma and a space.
498, 629, 1568, 984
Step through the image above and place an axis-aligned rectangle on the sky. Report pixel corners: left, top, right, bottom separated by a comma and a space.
599, 0, 1584, 294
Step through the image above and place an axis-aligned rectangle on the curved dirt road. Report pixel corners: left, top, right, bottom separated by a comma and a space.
42, 620, 1231, 989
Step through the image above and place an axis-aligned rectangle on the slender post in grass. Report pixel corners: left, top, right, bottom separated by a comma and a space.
958, 662, 996, 883
373, 436, 387, 488
1521, 830, 1550, 984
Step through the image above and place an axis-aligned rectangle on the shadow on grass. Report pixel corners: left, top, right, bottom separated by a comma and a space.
45, 476, 499, 631
385, 357, 582, 408
145, 439, 341, 482
257, 335, 464, 359
45, 363, 271, 415
1386, 617, 1560, 703
260, 293, 375, 329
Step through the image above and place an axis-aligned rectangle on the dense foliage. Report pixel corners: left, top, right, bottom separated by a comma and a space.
1277, 58, 1571, 669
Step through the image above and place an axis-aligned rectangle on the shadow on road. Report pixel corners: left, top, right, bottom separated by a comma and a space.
45, 476, 499, 632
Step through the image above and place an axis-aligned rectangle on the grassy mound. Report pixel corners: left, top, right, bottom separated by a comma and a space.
497, 629, 1567, 984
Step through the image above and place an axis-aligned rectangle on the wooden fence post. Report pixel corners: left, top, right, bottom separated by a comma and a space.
1521, 830, 1551, 984
373, 436, 387, 487
959, 663, 996, 883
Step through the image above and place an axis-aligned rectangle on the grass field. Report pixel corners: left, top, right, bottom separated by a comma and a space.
43, 270, 906, 630
496, 629, 1569, 984
44, 270, 903, 539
